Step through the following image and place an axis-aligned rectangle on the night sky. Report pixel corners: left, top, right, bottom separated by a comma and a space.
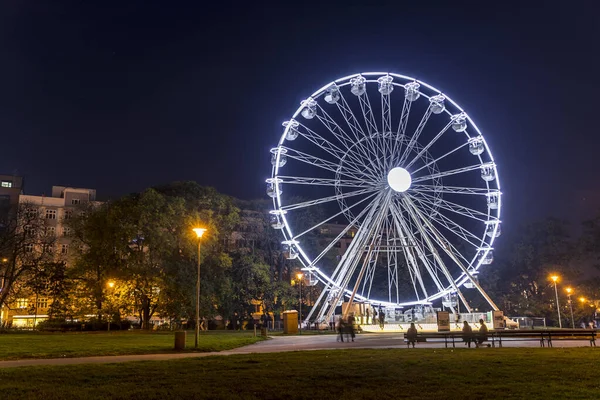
1, 1, 599, 233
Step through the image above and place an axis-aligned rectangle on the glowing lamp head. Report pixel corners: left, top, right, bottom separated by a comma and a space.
579, 297, 586, 303
193, 228, 207, 238
566, 287, 572, 294
297, 273, 304, 280
387, 167, 412, 192
108, 281, 115, 288
550, 275, 559, 283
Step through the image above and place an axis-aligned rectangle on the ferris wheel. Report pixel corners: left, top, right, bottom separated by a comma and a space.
267, 72, 502, 323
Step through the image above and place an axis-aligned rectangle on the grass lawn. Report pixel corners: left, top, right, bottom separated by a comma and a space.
0, 330, 263, 360
0, 348, 598, 399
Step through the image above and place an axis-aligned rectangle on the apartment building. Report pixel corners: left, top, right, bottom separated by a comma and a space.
0, 185, 99, 328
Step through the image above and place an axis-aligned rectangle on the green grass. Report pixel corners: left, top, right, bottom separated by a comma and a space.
0, 330, 263, 360
0, 348, 598, 399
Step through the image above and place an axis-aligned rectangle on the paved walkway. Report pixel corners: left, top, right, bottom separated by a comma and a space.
0, 333, 593, 369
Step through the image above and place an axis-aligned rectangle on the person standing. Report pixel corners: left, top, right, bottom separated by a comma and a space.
336, 316, 345, 342
373, 309, 378, 325
476, 319, 489, 347
379, 309, 385, 330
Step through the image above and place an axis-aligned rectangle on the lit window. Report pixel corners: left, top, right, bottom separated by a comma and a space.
45, 209, 57, 219
61, 244, 68, 255
71, 199, 81, 205
16, 298, 28, 309
36, 298, 48, 308
1, 181, 12, 188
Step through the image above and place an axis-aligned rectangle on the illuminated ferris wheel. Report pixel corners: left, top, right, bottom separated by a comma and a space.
267, 72, 502, 323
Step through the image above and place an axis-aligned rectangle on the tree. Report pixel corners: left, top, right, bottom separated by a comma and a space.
0, 203, 57, 321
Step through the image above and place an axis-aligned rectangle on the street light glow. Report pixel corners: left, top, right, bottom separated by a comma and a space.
193, 228, 207, 238
579, 297, 586, 303
297, 273, 303, 280
550, 275, 559, 282
566, 287, 572, 294
108, 280, 115, 288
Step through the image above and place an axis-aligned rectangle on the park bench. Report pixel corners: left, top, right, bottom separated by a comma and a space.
403, 329, 597, 348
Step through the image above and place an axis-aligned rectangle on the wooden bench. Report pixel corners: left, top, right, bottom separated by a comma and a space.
403, 329, 597, 348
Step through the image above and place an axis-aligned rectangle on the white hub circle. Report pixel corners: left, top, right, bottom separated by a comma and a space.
387, 167, 411, 192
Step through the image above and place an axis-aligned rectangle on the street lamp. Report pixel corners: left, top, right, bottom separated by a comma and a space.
107, 280, 115, 332
297, 273, 303, 334
550, 275, 562, 328
566, 287, 574, 329
193, 227, 207, 349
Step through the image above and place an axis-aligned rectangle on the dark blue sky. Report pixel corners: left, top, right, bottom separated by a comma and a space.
0, 1, 599, 231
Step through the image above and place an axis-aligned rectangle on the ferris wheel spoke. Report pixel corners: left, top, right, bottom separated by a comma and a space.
281, 187, 378, 212
389, 201, 440, 296
400, 197, 473, 310
397, 106, 434, 166
404, 121, 453, 169
315, 105, 379, 173
335, 92, 381, 163
411, 163, 483, 183
304, 192, 384, 271
282, 147, 371, 182
408, 195, 484, 248
415, 191, 492, 222
391, 98, 412, 163
294, 121, 375, 179
277, 176, 376, 189
404, 196, 499, 310
410, 184, 492, 196
292, 191, 379, 239
411, 141, 470, 175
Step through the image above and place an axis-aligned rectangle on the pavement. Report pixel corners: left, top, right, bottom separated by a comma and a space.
0, 333, 594, 369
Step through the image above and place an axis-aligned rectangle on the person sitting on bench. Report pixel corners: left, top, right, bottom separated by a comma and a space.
406, 322, 418, 348
476, 319, 489, 348
462, 321, 474, 348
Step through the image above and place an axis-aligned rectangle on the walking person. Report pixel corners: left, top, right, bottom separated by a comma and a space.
336, 316, 345, 342
348, 313, 356, 342
372, 309, 378, 325
378, 309, 385, 330
462, 321, 473, 348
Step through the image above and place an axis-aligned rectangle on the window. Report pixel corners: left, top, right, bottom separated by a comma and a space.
16, 298, 28, 309
45, 226, 55, 236
63, 227, 71, 237
26, 208, 38, 218
25, 243, 34, 253
61, 244, 68, 255
36, 298, 48, 309
45, 209, 57, 219
64, 210, 73, 220
71, 199, 81, 205
1, 181, 12, 188
23, 225, 35, 237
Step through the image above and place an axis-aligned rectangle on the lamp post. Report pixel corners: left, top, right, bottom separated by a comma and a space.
566, 287, 574, 329
551, 275, 562, 328
192, 228, 207, 349
297, 273, 303, 334
107, 280, 115, 332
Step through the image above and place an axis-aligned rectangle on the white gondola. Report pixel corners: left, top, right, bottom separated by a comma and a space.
480, 164, 496, 181
486, 222, 501, 238
350, 75, 366, 96
269, 210, 287, 229
377, 75, 394, 95
486, 192, 499, 209
451, 113, 468, 132
324, 86, 340, 104
282, 119, 300, 141
282, 240, 299, 259
469, 136, 484, 155
481, 250, 494, 265
300, 99, 317, 119
404, 81, 420, 101
270, 147, 287, 168
429, 94, 445, 114
265, 178, 281, 198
